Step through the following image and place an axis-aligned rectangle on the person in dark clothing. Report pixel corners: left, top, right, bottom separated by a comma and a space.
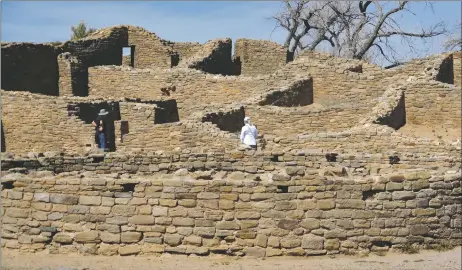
92, 109, 109, 150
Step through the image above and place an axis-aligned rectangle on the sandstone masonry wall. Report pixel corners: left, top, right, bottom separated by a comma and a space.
127, 26, 176, 69
177, 38, 234, 75
404, 81, 461, 130
1, 165, 460, 256
453, 51, 461, 88
1, 92, 94, 154
57, 53, 88, 97
169, 42, 203, 63
245, 105, 368, 137
1, 43, 61, 95
87, 66, 308, 120
234, 39, 288, 76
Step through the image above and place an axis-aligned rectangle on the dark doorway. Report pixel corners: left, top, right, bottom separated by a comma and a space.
154, 100, 180, 124
68, 102, 121, 152
1, 121, 5, 152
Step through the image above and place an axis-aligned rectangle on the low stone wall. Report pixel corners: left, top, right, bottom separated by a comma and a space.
1, 164, 460, 256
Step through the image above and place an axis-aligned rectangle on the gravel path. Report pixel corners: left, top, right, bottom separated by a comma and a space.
2, 246, 461, 270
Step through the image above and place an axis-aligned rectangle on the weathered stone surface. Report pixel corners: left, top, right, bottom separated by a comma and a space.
216, 221, 240, 230
119, 245, 140, 256
128, 215, 155, 225
53, 234, 73, 244
100, 232, 121, 243
50, 194, 79, 205
183, 235, 202, 246
410, 225, 429, 235
79, 196, 102, 206
164, 234, 183, 246
121, 232, 142, 243
302, 234, 324, 250
74, 231, 100, 243
244, 246, 266, 257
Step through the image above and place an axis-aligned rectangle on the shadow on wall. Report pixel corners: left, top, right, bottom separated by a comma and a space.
1, 44, 61, 95
374, 93, 406, 130
154, 100, 180, 124
436, 54, 454, 84
68, 102, 122, 152
1, 121, 5, 152
202, 106, 245, 133
258, 79, 313, 107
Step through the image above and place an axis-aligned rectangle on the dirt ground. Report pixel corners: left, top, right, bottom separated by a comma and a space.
1, 246, 461, 270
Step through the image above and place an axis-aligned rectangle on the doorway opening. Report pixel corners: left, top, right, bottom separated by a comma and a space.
122, 46, 135, 67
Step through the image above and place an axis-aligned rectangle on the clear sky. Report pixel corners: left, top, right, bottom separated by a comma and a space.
1, 1, 460, 62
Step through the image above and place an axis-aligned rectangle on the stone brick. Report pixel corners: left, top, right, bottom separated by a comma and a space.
219, 200, 234, 210
244, 246, 266, 257
300, 218, 320, 230
280, 236, 301, 248
100, 232, 121, 243
5, 208, 29, 218
317, 199, 335, 210
197, 192, 219, 199
33, 193, 50, 203
255, 234, 268, 248
183, 235, 202, 246
392, 191, 416, 200
302, 234, 324, 250
277, 219, 299, 230
325, 239, 340, 250
53, 233, 73, 244
164, 234, 183, 246
119, 245, 140, 256
74, 231, 100, 243
266, 247, 283, 257
216, 221, 240, 230
336, 199, 365, 209
121, 232, 142, 243
172, 217, 195, 227
410, 225, 429, 235
79, 196, 101, 206
50, 194, 79, 205
98, 244, 119, 256
112, 205, 136, 216
128, 215, 155, 225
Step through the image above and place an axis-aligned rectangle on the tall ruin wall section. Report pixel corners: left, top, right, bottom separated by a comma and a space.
1, 153, 460, 257
1, 43, 61, 95
126, 26, 176, 69
234, 39, 289, 76
453, 51, 461, 88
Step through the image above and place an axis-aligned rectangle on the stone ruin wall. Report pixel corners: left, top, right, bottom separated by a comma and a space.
1, 25, 461, 258
245, 105, 367, 137
453, 51, 461, 87
0, 91, 241, 155
404, 81, 461, 129
1, 91, 94, 154
169, 42, 203, 63
87, 66, 310, 120
1, 43, 61, 95
234, 39, 288, 76
126, 26, 176, 69
1, 151, 460, 257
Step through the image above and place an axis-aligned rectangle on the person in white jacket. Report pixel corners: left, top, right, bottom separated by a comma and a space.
240, 117, 258, 149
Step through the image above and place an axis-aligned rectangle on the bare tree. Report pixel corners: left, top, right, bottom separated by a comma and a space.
272, 1, 447, 64
444, 20, 461, 51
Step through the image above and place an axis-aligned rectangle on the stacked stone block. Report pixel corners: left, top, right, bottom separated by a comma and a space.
1, 165, 460, 257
